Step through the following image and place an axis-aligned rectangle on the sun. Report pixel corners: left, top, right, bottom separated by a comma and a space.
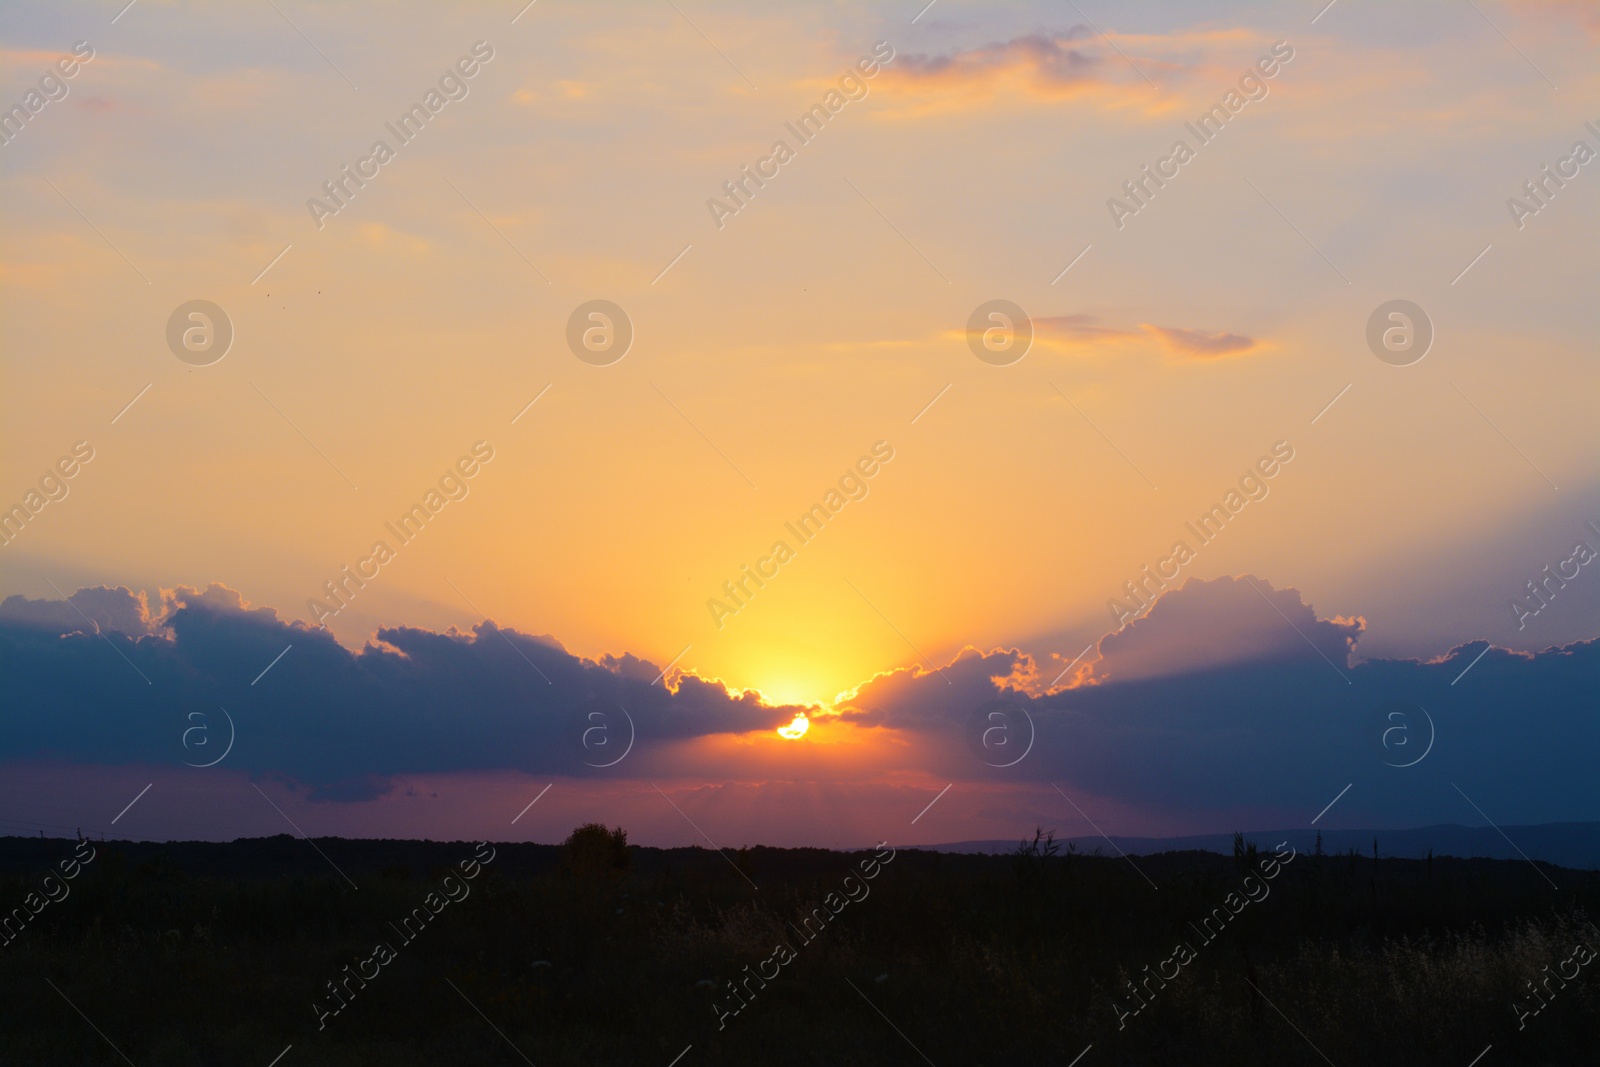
776, 713, 810, 740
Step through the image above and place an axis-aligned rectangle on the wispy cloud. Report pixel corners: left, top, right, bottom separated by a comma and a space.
1143, 324, 1262, 360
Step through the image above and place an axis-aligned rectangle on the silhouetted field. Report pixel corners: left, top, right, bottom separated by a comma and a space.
2, 832, 1596, 1065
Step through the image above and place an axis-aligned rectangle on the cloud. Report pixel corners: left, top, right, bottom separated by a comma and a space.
4, 578, 1594, 829
1143, 324, 1261, 359
0, 585, 156, 636
0, 583, 801, 800
1086, 574, 1363, 683
872, 29, 1166, 117
1017, 314, 1263, 362
833, 646, 1030, 732
831, 576, 1598, 826
870, 26, 1295, 119
891, 30, 1103, 91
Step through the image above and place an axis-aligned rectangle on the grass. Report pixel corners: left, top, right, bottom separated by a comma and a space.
0, 833, 1595, 1065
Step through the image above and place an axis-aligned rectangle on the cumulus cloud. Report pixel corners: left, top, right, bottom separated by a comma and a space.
0, 585, 157, 636
2, 578, 1594, 828
834, 647, 1029, 733
0, 583, 801, 800
831, 576, 1597, 825
1086, 574, 1363, 683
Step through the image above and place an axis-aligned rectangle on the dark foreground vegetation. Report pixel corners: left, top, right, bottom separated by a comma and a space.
2, 828, 1597, 1065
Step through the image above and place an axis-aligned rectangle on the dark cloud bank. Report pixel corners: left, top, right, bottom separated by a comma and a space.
0, 584, 801, 801
1, 577, 1594, 826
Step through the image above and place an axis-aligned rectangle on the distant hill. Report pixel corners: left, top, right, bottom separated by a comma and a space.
922, 822, 1600, 870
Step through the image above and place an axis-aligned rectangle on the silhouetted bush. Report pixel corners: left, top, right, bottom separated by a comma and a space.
561, 822, 630, 878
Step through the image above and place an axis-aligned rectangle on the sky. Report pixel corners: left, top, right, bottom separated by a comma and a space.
1, 0, 1596, 850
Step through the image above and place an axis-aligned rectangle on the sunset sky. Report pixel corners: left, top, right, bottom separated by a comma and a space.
2, 0, 1596, 850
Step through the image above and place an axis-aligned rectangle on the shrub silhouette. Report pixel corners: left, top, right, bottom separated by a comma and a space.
562, 822, 630, 877
1232, 830, 1259, 872
1013, 825, 1064, 880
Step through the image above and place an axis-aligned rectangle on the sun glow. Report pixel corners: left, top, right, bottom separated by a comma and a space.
776, 713, 810, 740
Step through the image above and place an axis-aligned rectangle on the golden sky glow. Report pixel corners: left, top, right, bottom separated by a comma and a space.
2, 2, 1597, 847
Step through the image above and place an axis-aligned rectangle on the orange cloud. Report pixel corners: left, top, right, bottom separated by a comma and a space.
892, 30, 1105, 92
869, 26, 1289, 119
1013, 314, 1265, 362
872, 29, 1166, 116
